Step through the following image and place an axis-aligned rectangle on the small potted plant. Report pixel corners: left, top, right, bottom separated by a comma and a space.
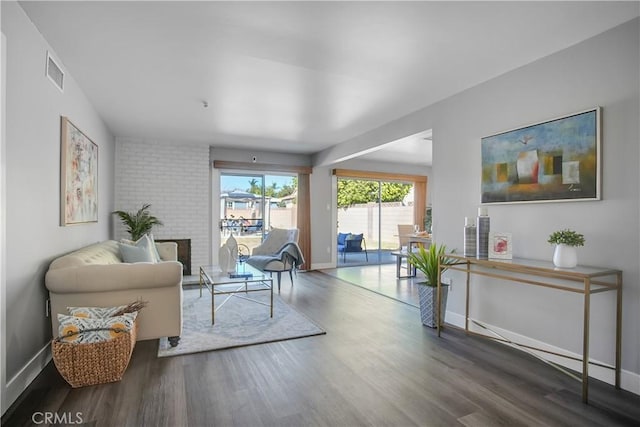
113, 204, 163, 241
547, 229, 585, 268
408, 243, 457, 328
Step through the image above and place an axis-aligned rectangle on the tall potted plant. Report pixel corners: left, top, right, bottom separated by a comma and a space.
548, 229, 585, 268
408, 243, 457, 328
113, 204, 163, 241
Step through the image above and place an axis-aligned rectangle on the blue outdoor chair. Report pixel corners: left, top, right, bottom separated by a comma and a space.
337, 232, 368, 262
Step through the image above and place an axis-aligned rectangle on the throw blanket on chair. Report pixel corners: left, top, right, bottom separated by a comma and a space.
247, 242, 305, 291
247, 242, 305, 272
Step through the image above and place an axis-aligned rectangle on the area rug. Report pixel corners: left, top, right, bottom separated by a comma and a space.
157, 288, 325, 357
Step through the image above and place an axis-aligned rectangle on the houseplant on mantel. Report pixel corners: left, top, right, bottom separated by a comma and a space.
547, 229, 585, 268
113, 203, 163, 240
407, 243, 457, 328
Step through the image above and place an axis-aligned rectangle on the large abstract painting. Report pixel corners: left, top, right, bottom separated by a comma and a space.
481, 108, 601, 204
60, 116, 98, 225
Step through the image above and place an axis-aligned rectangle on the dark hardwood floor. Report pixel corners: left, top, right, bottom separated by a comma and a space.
3, 270, 640, 426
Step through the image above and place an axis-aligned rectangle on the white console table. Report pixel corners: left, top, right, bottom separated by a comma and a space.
436, 255, 622, 404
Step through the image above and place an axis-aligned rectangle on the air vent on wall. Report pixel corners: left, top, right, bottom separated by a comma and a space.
46, 51, 64, 92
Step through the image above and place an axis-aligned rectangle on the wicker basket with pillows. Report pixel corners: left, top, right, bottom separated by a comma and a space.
52, 302, 144, 388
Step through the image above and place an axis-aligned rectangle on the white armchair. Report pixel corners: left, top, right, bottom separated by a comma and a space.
247, 228, 302, 290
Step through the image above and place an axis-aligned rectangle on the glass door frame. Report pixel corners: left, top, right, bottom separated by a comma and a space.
219, 172, 298, 252
333, 168, 427, 268
220, 173, 267, 249
336, 177, 410, 267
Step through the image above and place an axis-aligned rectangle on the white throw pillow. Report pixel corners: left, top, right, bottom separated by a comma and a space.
147, 233, 162, 262
119, 242, 155, 263
119, 234, 158, 263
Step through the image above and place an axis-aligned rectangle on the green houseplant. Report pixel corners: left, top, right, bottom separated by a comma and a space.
547, 229, 584, 268
113, 204, 163, 241
547, 229, 585, 247
408, 243, 457, 328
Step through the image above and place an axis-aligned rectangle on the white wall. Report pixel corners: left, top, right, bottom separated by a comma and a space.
114, 139, 211, 274
1, 2, 115, 413
1, 31, 7, 414
314, 18, 640, 389
433, 19, 639, 389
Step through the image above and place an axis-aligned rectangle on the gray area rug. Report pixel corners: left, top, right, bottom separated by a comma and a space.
157, 288, 325, 357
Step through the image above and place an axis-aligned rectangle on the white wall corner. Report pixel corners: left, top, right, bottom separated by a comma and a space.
4, 345, 51, 416
1, 31, 8, 416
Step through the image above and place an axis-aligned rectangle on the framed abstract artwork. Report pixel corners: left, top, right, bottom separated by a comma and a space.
481, 107, 601, 204
60, 116, 98, 225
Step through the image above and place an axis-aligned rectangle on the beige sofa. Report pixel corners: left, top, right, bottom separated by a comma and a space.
45, 240, 183, 346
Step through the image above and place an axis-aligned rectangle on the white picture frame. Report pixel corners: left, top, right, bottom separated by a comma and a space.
489, 232, 512, 259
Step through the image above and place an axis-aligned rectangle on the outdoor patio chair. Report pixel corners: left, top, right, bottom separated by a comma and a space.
396, 224, 416, 274
337, 232, 368, 262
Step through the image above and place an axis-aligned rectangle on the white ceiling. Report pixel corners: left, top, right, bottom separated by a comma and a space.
19, 1, 639, 166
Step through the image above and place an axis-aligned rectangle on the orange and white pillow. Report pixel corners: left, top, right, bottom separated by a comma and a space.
67, 305, 126, 318
57, 311, 137, 343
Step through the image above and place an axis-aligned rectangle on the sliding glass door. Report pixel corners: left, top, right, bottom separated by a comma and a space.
336, 177, 413, 266
220, 173, 297, 253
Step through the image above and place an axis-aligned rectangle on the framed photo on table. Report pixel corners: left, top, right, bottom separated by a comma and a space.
60, 116, 98, 225
489, 232, 512, 259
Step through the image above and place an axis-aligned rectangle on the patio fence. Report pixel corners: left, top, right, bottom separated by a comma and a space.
338, 203, 414, 250
223, 203, 414, 252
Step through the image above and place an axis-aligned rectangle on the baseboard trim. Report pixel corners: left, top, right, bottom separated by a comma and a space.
4, 343, 51, 415
445, 311, 639, 395
311, 263, 334, 270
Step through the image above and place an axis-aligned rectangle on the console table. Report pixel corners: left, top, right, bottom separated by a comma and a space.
436, 255, 622, 403
199, 265, 273, 325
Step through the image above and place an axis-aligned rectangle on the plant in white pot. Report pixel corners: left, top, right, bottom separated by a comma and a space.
408, 243, 457, 328
548, 229, 585, 268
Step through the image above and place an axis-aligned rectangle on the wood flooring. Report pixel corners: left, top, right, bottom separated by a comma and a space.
3, 269, 640, 426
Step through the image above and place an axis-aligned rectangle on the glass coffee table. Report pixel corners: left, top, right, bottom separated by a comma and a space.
199, 265, 273, 324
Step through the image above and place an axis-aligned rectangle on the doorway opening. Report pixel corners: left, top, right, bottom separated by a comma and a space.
336, 177, 414, 267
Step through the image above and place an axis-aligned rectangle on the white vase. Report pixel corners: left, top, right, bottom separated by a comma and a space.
218, 244, 230, 274
225, 234, 238, 273
553, 244, 577, 268
226, 234, 238, 256
228, 249, 237, 273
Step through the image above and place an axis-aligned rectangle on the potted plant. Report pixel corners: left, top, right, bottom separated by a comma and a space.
113, 204, 163, 241
408, 243, 457, 328
547, 229, 585, 268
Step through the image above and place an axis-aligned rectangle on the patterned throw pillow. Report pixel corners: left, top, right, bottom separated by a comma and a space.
57, 312, 137, 343
67, 305, 126, 318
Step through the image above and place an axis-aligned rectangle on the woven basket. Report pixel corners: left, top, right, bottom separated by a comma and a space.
52, 323, 137, 388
